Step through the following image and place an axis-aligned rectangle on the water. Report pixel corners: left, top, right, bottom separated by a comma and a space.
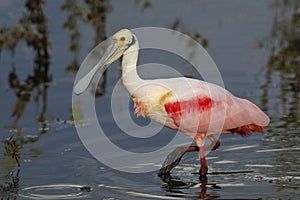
0, 0, 299, 199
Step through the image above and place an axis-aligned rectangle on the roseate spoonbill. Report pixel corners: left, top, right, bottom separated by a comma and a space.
74, 29, 270, 178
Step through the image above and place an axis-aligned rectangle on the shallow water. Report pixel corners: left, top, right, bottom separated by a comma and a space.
0, 0, 299, 199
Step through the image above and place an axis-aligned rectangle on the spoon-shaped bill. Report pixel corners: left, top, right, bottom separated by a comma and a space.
73, 41, 122, 95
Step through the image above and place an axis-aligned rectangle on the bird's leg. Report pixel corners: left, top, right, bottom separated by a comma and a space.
159, 146, 199, 175
203, 135, 221, 151
159, 135, 220, 176
199, 135, 220, 180
199, 147, 208, 180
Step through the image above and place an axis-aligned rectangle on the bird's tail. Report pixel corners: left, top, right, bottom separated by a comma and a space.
228, 124, 264, 137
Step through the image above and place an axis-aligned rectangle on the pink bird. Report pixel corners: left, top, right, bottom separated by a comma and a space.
74, 29, 270, 179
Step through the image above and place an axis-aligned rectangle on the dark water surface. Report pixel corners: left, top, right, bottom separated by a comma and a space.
0, 0, 299, 199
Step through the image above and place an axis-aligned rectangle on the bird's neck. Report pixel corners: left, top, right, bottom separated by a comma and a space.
121, 41, 144, 95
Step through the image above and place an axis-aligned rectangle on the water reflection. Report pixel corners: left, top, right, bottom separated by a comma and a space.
61, 0, 109, 97
0, 0, 299, 199
260, 0, 300, 194
2, 0, 51, 129
170, 18, 209, 49
262, 0, 300, 115
0, 0, 111, 199
0, 0, 51, 198
261, 1, 300, 149
160, 173, 264, 199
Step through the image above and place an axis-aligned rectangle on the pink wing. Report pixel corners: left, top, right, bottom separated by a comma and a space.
161, 78, 269, 135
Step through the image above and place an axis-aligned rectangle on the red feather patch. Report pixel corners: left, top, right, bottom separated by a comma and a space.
164, 97, 213, 116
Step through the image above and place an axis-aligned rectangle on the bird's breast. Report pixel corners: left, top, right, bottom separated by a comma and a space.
132, 97, 149, 117
131, 91, 173, 125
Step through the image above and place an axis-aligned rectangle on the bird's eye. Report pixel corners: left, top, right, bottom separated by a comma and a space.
120, 36, 126, 41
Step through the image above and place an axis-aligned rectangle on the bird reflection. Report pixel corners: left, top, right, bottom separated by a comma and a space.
159, 173, 264, 200
159, 173, 221, 199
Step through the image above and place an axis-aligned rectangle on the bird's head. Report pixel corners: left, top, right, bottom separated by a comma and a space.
106, 29, 136, 64
73, 29, 135, 95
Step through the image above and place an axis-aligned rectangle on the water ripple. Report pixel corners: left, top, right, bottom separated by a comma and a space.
97, 184, 183, 200
19, 184, 89, 199
256, 147, 300, 153
222, 145, 258, 152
